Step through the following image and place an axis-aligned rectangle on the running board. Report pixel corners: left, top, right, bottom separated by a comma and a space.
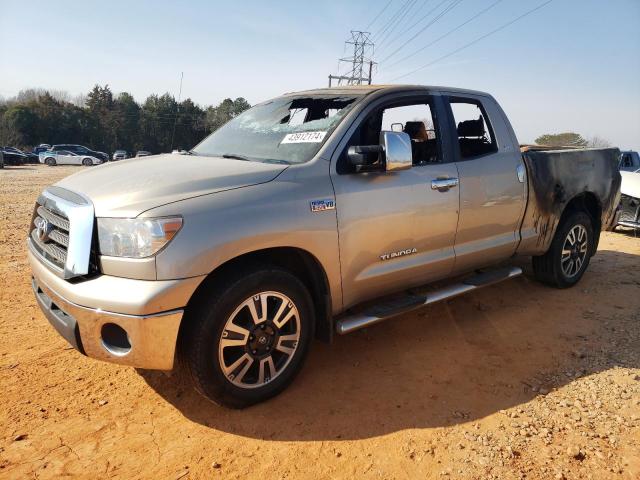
336, 266, 522, 335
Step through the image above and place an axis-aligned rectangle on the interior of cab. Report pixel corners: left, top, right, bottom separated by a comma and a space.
456, 115, 495, 158
450, 100, 497, 159
401, 121, 438, 165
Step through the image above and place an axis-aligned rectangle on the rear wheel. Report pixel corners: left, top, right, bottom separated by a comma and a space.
45, 157, 56, 166
181, 267, 315, 408
532, 211, 594, 288
82, 158, 93, 166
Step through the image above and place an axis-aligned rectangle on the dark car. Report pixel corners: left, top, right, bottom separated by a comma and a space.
0, 147, 27, 166
4, 147, 39, 164
33, 144, 51, 156
51, 144, 108, 161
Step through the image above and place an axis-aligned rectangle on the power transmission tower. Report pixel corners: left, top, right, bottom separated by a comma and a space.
329, 31, 376, 87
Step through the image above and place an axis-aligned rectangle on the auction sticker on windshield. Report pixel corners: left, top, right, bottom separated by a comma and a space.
281, 131, 327, 144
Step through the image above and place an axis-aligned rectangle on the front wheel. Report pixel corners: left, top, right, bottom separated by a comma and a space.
82, 158, 93, 166
532, 211, 594, 288
181, 267, 315, 408
45, 158, 56, 166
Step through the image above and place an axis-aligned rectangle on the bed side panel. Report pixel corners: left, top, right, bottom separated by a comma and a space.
517, 148, 621, 256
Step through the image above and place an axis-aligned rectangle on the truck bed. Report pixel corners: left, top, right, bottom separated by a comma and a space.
517, 148, 621, 255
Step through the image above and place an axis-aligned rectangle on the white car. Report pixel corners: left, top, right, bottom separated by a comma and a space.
616, 168, 640, 229
112, 150, 128, 161
39, 150, 103, 167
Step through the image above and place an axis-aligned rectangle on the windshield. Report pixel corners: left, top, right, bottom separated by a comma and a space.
192, 94, 363, 164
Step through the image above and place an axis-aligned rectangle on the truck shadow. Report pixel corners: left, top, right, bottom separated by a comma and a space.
139, 249, 639, 441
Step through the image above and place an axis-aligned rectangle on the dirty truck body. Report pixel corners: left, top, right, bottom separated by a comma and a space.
28, 85, 621, 407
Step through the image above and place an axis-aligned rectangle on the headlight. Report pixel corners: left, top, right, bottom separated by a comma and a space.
97, 217, 183, 258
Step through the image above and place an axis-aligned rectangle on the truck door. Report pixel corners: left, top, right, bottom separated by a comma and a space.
331, 94, 460, 309
444, 94, 526, 274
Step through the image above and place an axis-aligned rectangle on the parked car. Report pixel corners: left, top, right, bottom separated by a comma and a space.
28, 85, 621, 408
611, 168, 640, 229
112, 150, 128, 161
619, 150, 640, 172
33, 144, 52, 156
39, 150, 103, 166
4, 147, 39, 163
50, 144, 108, 162
136, 150, 152, 157
0, 147, 26, 165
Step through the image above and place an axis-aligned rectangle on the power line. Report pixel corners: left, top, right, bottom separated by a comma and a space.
376, 0, 419, 50
372, 0, 413, 43
375, 0, 433, 56
386, 0, 504, 69
380, 0, 464, 64
366, 0, 394, 30
390, 0, 555, 81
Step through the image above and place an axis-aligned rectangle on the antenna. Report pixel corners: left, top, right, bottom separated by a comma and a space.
170, 71, 184, 152
328, 31, 376, 87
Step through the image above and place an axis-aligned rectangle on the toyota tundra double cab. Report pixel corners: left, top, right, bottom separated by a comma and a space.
28, 85, 621, 408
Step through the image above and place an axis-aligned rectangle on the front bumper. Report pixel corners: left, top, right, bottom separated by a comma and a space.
28, 244, 205, 370
617, 194, 640, 229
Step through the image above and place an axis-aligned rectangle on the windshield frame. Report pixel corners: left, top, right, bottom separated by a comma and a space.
191, 92, 368, 165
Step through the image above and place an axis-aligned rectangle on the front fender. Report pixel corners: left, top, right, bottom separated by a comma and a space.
145, 163, 343, 314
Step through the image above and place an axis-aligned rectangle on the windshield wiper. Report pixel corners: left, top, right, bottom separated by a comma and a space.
222, 153, 252, 161
261, 158, 290, 165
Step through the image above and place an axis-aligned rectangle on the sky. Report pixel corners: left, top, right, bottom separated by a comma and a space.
1, 0, 639, 148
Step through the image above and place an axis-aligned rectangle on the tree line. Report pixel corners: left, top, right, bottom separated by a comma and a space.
0, 85, 250, 154
534, 132, 611, 148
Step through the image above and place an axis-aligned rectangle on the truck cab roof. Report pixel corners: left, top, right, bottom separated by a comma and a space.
284, 84, 493, 99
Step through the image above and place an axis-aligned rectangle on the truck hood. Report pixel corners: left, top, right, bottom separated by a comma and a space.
55, 153, 288, 217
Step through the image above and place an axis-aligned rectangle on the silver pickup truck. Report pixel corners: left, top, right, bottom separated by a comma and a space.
28, 85, 621, 408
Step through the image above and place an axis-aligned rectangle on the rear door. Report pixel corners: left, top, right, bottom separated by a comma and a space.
444, 94, 526, 273
58, 151, 76, 165
331, 93, 460, 309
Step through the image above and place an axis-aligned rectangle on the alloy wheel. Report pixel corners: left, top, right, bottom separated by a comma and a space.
560, 224, 588, 278
218, 291, 301, 389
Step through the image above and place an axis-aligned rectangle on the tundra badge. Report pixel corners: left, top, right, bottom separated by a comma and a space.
380, 248, 417, 261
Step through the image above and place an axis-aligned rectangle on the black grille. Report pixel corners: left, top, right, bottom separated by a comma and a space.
30, 203, 70, 270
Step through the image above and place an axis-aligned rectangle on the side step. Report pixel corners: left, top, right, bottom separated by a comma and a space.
336, 266, 522, 335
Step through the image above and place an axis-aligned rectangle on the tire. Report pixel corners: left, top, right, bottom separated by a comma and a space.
82, 158, 93, 166
532, 211, 594, 288
181, 267, 315, 408
45, 158, 56, 166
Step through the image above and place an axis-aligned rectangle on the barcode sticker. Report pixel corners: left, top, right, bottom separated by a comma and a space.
281, 131, 327, 144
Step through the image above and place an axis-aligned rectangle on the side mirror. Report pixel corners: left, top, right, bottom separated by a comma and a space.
347, 131, 412, 172
381, 131, 412, 172
347, 145, 383, 167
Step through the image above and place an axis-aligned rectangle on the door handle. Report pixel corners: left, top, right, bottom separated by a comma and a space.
431, 177, 459, 191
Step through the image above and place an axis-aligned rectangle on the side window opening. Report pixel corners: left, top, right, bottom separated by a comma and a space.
338, 99, 440, 174
381, 103, 439, 166
450, 99, 497, 159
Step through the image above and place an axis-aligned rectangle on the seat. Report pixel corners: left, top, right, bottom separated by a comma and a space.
404, 122, 434, 165
457, 116, 493, 157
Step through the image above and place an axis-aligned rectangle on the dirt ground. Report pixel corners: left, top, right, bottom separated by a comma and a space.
0, 164, 639, 480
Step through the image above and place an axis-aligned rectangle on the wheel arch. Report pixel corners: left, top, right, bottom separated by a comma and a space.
560, 192, 602, 255
182, 247, 333, 343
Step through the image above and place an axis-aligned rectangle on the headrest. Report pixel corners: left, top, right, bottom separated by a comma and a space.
457, 116, 485, 137
404, 121, 425, 138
